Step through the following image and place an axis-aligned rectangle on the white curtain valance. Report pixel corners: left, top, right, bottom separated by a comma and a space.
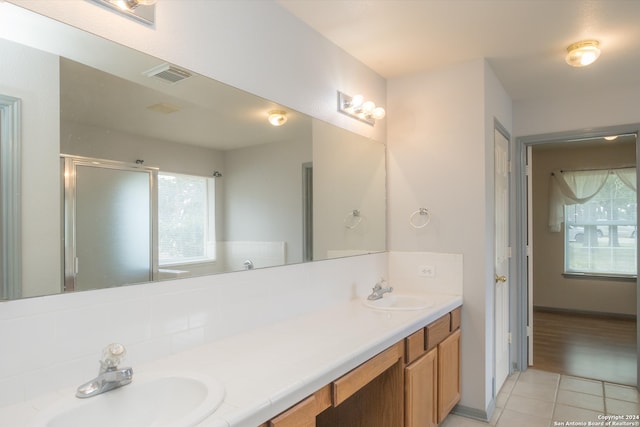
548, 167, 636, 232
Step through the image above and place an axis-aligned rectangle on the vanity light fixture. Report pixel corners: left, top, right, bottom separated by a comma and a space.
565, 40, 600, 67
268, 110, 288, 127
88, 0, 156, 25
338, 91, 386, 126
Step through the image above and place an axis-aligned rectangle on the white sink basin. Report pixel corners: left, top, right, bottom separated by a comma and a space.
363, 294, 433, 311
34, 372, 225, 427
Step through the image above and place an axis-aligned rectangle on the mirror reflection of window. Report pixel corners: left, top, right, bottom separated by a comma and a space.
158, 172, 216, 266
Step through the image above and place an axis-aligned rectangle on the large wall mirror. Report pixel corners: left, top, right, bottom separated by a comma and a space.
0, 3, 386, 300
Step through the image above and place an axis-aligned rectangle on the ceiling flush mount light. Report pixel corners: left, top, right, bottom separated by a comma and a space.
268, 110, 287, 127
338, 91, 386, 126
565, 40, 600, 67
88, 0, 156, 25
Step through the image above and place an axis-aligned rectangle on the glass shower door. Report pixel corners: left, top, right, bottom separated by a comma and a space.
64, 157, 156, 292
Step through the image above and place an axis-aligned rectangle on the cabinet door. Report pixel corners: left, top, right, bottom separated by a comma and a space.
438, 329, 461, 423
405, 348, 438, 427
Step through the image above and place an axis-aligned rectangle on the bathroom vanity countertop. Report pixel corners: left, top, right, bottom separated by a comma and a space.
5, 292, 462, 427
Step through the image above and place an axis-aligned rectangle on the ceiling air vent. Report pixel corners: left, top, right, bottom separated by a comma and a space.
144, 63, 192, 84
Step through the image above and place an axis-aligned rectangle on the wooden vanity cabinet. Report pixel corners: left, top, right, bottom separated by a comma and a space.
405, 307, 462, 427
405, 347, 438, 427
263, 307, 461, 427
437, 328, 461, 423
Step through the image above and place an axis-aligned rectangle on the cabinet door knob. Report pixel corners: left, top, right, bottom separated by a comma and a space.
495, 275, 507, 283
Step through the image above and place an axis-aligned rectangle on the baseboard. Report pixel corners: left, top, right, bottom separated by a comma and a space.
533, 305, 637, 320
451, 399, 495, 423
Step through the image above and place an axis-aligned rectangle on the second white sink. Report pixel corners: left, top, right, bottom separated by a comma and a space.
35, 372, 225, 427
363, 294, 433, 311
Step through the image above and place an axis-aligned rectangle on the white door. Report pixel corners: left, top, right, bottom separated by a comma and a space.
494, 127, 510, 393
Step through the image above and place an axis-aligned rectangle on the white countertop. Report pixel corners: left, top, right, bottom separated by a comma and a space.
3, 293, 462, 427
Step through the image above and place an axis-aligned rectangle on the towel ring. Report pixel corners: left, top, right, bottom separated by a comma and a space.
409, 208, 431, 229
344, 209, 363, 229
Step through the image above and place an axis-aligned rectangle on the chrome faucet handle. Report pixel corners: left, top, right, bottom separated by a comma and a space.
101, 343, 127, 369
373, 278, 387, 289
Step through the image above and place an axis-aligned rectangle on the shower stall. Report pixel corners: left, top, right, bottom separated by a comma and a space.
62, 155, 158, 292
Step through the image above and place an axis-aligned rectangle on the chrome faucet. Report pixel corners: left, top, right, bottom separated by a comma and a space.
367, 279, 393, 300
76, 343, 133, 398
243, 259, 254, 270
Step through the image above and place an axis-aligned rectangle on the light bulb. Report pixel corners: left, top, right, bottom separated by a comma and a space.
372, 107, 386, 120
362, 101, 376, 115
268, 110, 287, 127
115, 0, 130, 10
565, 40, 600, 67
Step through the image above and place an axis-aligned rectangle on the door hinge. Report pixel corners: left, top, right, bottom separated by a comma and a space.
526, 245, 532, 256
507, 246, 512, 258
507, 332, 512, 344
526, 326, 532, 337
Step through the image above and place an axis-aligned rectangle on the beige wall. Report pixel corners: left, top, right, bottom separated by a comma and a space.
388, 59, 513, 417
532, 142, 637, 316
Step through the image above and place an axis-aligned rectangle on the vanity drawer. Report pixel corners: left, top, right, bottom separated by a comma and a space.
405, 328, 426, 364
425, 313, 451, 351
451, 307, 461, 331
332, 341, 403, 406
267, 385, 331, 427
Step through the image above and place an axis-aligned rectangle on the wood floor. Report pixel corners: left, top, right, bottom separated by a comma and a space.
532, 308, 637, 386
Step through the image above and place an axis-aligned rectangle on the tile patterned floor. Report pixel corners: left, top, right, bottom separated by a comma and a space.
441, 369, 640, 427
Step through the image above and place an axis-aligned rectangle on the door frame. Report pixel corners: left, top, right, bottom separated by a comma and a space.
0, 95, 22, 300
513, 123, 640, 389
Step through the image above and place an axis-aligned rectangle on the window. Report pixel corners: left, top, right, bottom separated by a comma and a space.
158, 172, 216, 265
564, 171, 637, 276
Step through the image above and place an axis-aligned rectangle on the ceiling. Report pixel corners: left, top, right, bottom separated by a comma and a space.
60, 57, 310, 150
276, 0, 640, 102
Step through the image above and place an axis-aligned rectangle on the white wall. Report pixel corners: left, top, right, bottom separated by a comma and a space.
0, 38, 60, 298
387, 59, 512, 417
61, 121, 225, 176
313, 119, 386, 259
514, 85, 640, 137
224, 136, 312, 264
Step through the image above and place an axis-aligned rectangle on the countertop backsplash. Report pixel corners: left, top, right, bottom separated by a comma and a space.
0, 251, 462, 410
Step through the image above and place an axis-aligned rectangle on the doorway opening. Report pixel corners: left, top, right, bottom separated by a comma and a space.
515, 125, 639, 388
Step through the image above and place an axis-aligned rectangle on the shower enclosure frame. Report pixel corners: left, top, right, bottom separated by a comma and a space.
62, 154, 158, 293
